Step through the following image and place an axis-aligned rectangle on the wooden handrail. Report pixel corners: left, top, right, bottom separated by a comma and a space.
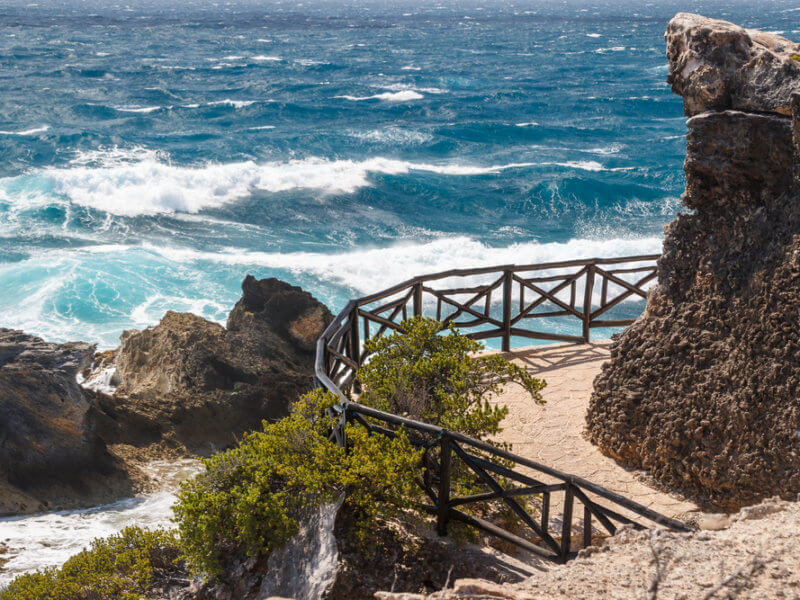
314, 254, 688, 562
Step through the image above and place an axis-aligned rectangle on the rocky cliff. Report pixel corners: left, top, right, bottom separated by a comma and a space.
587, 14, 800, 510
95, 276, 331, 456
0, 276, 331, 514
0, 330, 131, 514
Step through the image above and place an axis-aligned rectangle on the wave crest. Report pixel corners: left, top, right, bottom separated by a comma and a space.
0, 151, 625, 217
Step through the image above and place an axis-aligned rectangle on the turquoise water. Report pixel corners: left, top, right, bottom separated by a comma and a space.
0, 0, 796, 348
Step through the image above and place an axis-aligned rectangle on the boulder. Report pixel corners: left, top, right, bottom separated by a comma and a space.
586, 16, 800, 510
96, 277, 332, 455
666, 12, 800, 116
0, 329, 130, 514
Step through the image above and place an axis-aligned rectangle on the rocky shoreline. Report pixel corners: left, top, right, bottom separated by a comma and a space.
0, 276, 332, 516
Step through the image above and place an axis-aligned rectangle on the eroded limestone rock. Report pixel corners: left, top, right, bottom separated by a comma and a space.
587, 16, 800, 510
0, 330, 130, 514
96, 276, 332, 455
666, 12, 800, 116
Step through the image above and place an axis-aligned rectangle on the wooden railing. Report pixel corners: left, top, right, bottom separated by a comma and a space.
314, 254, 689, 562
317, 254, 659, 392
326, 401, 689, 562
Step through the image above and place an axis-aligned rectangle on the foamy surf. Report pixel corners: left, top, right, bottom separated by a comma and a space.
146, 235, 662, 297
0, 125, 50, 136
336, 90, 424, 102
0, 460, 203, 588
0, 154, 627, 216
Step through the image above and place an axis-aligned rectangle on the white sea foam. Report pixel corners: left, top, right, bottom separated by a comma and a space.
76, 365, 117, 395
145, 235, 662, 298
249, 125, 276, 130
295, 58, 328, 66
382, 83, 446, 94
115, 106, 164, 113
515, 121, 539, 127
400, 65, 421, 71
336, 90, 424, 102
252, 55, 281, 61
586, 143, 623, 155
348, 127, 432, 145
0, 125, 50, 135
0, 460, 202, 587
206, 99, 257, 108
1, 154, 624, 217
586, 33, 602, 37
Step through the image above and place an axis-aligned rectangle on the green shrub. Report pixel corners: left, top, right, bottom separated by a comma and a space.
0, 527, 181, 600
357, 316, 545, 440
173, 389, 422, 575
357, 317, 547, 535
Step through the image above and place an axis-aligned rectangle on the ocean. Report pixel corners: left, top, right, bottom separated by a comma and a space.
1, 0, 797, 348
1, 0, 798, 584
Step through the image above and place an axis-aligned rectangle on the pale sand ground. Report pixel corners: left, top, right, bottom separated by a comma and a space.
488, 341, 699, 520
378, 498, 800, 600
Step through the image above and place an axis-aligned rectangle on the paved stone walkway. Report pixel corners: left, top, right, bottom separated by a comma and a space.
490, 342, 699, 520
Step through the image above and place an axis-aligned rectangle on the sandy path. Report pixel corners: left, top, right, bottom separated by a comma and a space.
490, 342, 698, 520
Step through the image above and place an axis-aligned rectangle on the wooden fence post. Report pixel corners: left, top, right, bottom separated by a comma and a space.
582, 265, 595, 342
583, 503, 592, 549
437, 435, 452, 536
413, 282, 423, 318
502, 270, 513, 352
349, 311, 360, 367
561, 484, 574, 562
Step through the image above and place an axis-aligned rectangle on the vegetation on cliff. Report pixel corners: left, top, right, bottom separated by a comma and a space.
175, 317, 545, 575
358, 317, 545, 439
0, 527, 183, 600
174, 389, 422, 575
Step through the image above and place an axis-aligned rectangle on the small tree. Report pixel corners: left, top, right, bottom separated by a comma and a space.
357, 317, 546, 441
173, 390, 422, 575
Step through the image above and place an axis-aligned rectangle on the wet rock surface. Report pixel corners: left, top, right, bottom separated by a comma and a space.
587, 15, 800, 510
97, 276, 332, 456
0, 330, 130, 515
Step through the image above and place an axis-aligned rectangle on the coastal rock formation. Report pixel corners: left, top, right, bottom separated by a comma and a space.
586, 14, 800, 510
0, 276, 331, 514
666, 12, 800, 116
0, 330, 129, 515
95, 276, 332, 455
172, 507, 531, 600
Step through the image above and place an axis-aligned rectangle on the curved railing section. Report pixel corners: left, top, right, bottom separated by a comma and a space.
315, 254, 688, 562
317, 254, 659, 395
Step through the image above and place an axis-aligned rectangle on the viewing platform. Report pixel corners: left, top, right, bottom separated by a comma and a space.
316, 254, 695, 562
491, 341, 698, 520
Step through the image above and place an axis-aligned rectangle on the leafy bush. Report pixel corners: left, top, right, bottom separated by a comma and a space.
0, 527, 181, 600
357, 316, 545, 440
173, 390, 422, 575
175, 318, 546, 575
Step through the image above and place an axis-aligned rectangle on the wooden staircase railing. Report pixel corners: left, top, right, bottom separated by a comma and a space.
315, 254, 689, 562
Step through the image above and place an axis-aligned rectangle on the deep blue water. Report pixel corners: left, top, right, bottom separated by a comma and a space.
0, 0, 797, 348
